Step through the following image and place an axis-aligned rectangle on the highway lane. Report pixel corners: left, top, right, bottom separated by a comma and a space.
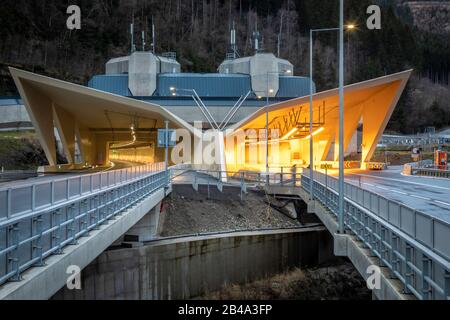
337, 166, 450, 222
0, 160, 144, 189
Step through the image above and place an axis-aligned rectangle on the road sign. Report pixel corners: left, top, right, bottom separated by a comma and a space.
157, 129, 177, 147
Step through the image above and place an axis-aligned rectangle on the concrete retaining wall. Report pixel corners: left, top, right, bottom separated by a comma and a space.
52, 227, 333, 300
0, 104, 32, 130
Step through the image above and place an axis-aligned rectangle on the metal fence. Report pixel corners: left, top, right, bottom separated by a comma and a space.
302, 171, 450, 300
0, 162, 168, 285
412, 167, 450, 179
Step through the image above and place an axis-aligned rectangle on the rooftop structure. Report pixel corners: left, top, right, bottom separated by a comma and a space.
87, 45, 313, 127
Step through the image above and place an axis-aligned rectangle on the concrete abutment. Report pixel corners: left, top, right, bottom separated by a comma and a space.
52, 227, 334, 300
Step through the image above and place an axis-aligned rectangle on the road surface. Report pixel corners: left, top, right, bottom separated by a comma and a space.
0, 160, 143, 189
339, 166, 450, 222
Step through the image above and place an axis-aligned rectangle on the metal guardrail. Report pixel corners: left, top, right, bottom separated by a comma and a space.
0, 170, 38, 183
365, 162, 387, 170
412, 167, 450, 179
161, 52, 177, 60
170, 165, 304, 202
302, 171, 450, 300
171, 167, 302, 185
0, 162, 168, 285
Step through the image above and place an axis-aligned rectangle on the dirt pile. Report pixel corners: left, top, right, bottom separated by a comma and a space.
160, 185, 302, 237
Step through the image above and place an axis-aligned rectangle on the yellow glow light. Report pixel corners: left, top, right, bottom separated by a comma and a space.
302, 127, 325, 140
281, 127, 298, 140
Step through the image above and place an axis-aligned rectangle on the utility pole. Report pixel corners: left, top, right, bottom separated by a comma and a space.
338, 0, 345, 234
309, 29, 314, 201
165, 120, 169, 172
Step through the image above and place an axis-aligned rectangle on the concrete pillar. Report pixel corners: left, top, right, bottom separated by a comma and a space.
75, 122, 94, 166
53, 104, 76, 164
334, 104, 363, 161
320, 136, 335, 162
20, 81, 57, 166
124, 202, 162, 242
216, 131, 228, 182
361, 82, 401, 167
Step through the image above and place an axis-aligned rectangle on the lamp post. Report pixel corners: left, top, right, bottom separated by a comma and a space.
264, 70, 292, 184
309, 27, 339, 201
165, 120, 169, 171
309, 18, 354, 233
338, 0, 345, 234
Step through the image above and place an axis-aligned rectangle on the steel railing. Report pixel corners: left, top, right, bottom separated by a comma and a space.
171, 165, 303, 186
0, 162, 168, 285
412, 167, 450, 179
170, 165, 304, 202
301, 171, 450, 300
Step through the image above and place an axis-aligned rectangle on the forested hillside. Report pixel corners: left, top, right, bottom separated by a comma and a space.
0, 0, 448, 134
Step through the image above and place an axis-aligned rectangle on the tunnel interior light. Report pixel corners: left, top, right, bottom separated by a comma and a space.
281, 127, 298, 140
302, 127, 325, 140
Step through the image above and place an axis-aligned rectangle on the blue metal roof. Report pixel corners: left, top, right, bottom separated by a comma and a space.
0, 97, 22, 106
88, 74, 130, 96
87, 73, 314, 99
133, 97, 283, 108
156, 73, 252, 98
278, 76, 315, 97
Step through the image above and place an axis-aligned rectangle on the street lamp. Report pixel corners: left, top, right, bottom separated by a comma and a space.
338, 0, 345, 234
308, 22, 355, 203
263, 70, 291, 184
309, 27, 338, 201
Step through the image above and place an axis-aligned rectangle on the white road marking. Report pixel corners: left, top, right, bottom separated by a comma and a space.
349, 175, 438, 202
391, 189, 407, 195
434, 200, 450, 207
409, 194, 431, 201
348, 173, 450, 191
363, 183, 375, 187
